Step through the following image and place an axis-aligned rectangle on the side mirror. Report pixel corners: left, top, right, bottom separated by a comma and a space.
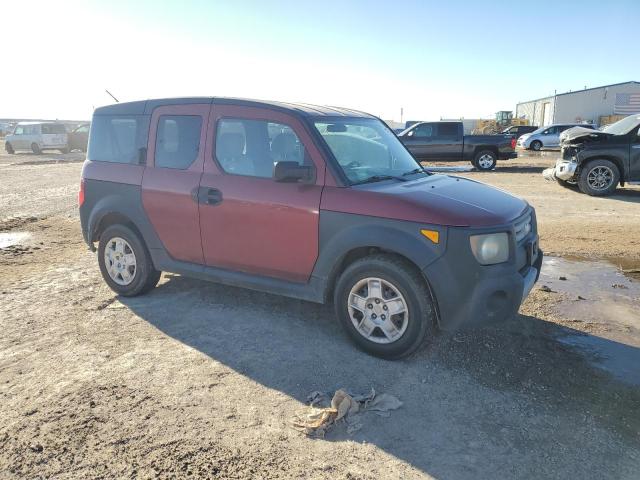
273, 161, 315, 183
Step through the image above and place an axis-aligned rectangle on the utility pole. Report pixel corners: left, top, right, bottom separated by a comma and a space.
400, 107, 404, 125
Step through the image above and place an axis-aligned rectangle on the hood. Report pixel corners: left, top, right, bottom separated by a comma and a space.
559, 126, 611, 143
337, 175, 528, 227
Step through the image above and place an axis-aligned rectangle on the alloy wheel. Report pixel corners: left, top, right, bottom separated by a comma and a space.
103, 237, 137, 285
347, 277, 409, 344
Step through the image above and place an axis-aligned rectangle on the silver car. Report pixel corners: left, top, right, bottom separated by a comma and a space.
517, 123, 595, 151
4, 122, 69, 154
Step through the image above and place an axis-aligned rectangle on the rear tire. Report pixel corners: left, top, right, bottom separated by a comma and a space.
5, 142, 15, 154
31, 143, 41, 154
577, 159, 619, 197
334, 254, 436, 359
98, 224, 161, 297
473, 150, 497, 171
530, 140, 542, 151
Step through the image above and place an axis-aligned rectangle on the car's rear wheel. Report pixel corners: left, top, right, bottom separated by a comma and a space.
473, 150, 497, 171
577, 159, 619, 197
98, 224, 161, 296
5, 142, 15, 154
334, 254, 435, 359
31, 143, 41, 154
530, 140, 542, 151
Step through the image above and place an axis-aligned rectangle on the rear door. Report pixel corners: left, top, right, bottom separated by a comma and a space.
198, 104, 325, 283
41, 123, 67, 148
432, 122, 463, 160
141, 104, 210, 264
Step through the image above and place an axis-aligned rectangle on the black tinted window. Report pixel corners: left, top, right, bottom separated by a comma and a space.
88, 115, 149, 164
215, 118, 307, 178
42, 124, 67, 134
437, 123, 459, 138
155, 115, 202, 169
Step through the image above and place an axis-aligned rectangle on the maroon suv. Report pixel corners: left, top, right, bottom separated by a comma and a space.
79, 97, 542, 359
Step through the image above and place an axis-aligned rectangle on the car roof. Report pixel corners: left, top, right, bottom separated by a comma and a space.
93, 97, 377, 119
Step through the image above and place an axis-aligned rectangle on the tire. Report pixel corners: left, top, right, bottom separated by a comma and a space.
577, 159, 620, 197
98, 224, 161, 296
530, 140, 542, 151
59, 147, 69, 154
5, 142, 15, 154
31, 143, 41, 154
473, 150, 497, 171
334, 254, 436, 359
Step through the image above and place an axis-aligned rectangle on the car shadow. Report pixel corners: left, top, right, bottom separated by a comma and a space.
120, 274, 640, 478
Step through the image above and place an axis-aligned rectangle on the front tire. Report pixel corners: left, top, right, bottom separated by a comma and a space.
334, 254, 435, 359
98, 224, 161, 296
31, 143, 41, 154
473, 150, 497, 171
530, 140, 542, 151
577, 159, 619, 196
5, 142, 15, 154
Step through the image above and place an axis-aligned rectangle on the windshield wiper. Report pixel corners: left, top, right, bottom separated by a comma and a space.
351, 174, 408, 185
402, 167, 430, 176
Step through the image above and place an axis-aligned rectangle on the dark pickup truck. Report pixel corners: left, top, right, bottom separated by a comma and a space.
398, 121, 517, 171
543, 114, 640, 196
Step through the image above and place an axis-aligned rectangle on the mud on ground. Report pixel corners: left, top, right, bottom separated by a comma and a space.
1, 151, 639, 479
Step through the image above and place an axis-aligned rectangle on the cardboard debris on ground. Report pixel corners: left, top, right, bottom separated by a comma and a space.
292, 388, 402, 437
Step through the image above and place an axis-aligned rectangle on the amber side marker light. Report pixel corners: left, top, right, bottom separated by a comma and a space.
420, 229, 439, 244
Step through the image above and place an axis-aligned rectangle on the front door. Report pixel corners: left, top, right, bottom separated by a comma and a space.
401, 122, 437, 160
11, 125, 26, 149
141, 104, 210, 264
198, 104, 325, 283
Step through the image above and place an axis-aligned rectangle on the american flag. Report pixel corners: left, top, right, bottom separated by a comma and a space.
614, 93, 640, 114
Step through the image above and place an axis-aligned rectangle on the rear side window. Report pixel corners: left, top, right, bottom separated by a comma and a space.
155, 115, 202, 169
436, 123, 459, 139
41, 124, 66, 134
88, 115, 149, 164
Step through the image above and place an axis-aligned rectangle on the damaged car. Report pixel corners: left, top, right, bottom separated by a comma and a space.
543, 114, 640, 196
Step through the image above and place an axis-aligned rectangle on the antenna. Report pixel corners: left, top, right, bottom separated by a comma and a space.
105, 89, 119, 103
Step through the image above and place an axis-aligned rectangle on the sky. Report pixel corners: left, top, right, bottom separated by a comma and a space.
2, 0, 639, 121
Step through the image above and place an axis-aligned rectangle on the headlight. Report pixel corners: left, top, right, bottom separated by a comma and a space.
470, 232, 509, 265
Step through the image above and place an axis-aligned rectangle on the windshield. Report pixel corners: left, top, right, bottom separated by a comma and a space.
602, 115, 640, 135
313, 118, 423, 184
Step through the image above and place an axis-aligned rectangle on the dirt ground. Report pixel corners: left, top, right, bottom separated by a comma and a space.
1, 150, 639, 479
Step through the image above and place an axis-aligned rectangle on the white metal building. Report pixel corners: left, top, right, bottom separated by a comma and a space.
515, 81, 640, 127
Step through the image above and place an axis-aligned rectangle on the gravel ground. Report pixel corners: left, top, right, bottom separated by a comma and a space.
1, 150, 639, 479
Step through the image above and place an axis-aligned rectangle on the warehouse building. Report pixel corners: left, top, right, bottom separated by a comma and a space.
515, 81, 640, 127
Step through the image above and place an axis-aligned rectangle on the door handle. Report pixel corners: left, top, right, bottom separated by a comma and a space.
197, 187, 223, 205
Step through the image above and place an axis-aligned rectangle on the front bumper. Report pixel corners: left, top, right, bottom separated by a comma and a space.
423, 211, 542, 330
542, 159, 577, 182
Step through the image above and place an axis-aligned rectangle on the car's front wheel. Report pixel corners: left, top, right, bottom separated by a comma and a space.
5, 142, 15, 154
98, 224, 161, 296
577, 159, 620, 196
530, 140, 542, 151
334, 254, 435, 359
31, 143, 41, 154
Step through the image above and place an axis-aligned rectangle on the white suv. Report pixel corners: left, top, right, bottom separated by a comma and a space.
4, 122, 69, 154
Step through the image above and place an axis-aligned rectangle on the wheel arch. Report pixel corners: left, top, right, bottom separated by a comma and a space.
473, 145, 498, 157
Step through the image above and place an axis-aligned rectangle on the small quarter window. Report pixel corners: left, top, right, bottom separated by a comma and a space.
155, 115, 202, 169
88, 115, 148, 164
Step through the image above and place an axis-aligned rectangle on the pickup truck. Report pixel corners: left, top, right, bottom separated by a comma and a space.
398, 121, 517, 171
542, 114, 640, 196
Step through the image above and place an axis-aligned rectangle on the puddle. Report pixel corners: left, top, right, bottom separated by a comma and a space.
540, 256, 640, 385
0, 232, 31, 249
